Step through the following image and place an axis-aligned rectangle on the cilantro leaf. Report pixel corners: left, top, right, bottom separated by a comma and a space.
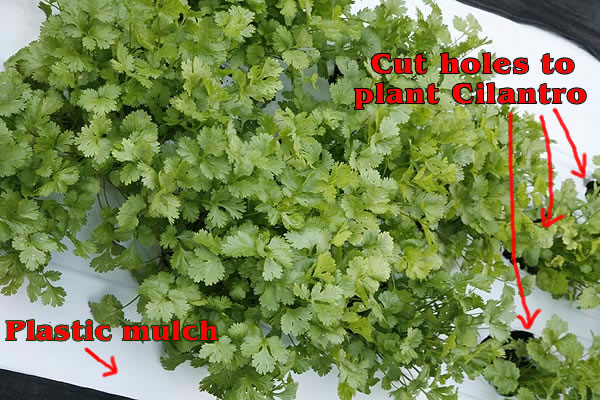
89, 294, 125, 327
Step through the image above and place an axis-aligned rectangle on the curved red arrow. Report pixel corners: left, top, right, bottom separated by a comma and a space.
553, 108, 587, 179
508, 112, 541, 329
539, 115, 565, 228
85, 348, 118, 377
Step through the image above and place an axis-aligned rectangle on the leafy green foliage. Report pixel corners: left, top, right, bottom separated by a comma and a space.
482, 317, 600, 399
89, 294, 125, 327
0, 0, 598, 398
511, 160, 600, 306
483, 359, 520, 395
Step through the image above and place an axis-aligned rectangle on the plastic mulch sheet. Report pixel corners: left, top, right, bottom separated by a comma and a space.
456, 0, 600, 61
0, 369, 134, 400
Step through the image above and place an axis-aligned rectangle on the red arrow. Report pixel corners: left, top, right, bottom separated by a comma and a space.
508, 112, 541, 329
517, 305, 542, 330
85, 348, 118, 377
539, 115, 565, 228
553, 108, 587, 179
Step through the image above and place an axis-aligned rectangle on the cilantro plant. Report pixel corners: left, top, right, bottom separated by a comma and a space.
1, 0, 599, 399
482, 316, 600, 399
507, 160, 600, 307
544, 163, 600, 307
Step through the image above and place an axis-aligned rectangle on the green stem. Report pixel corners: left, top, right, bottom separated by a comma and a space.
122, 294, 140, 309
